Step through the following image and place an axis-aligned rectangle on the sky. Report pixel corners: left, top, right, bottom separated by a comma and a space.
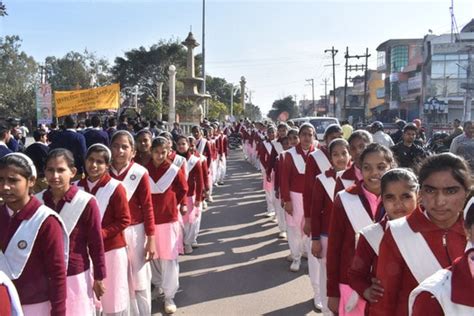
1, 0, 474, 115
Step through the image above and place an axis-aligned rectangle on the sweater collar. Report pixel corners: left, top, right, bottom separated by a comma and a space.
451, 249, 474, 306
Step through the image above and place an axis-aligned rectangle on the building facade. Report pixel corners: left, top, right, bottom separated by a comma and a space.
376, 38, 424, 122
422, 20, 474, 123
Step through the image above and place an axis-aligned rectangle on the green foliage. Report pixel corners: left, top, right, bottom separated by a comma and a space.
112, 39, 195, 107
206, 76, 233, 104
0, 1, 7, 16
45, 50, 112, 91
244, 103, 262, 121
141, 97, 163, 121
176, 99, 195, 118
268, 96, 298, 121
0, 35, 37, 121
208, 99, 228, 121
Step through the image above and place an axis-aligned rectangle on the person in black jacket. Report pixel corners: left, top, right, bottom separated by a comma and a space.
49, 115, 87, 177
390, 123, 427, 170
83, 115, 110, 148
24, 129, 49, 177
24, 129, 50, 192
0, 125, 12, 159
390, 119, 406, 145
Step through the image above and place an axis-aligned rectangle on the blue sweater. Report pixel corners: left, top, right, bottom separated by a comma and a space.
49, 130, 87, 173
0, 145, 12, 159
84, 128, 110, 148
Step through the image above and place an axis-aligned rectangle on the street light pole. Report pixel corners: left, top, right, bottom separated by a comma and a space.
306, 78, 315, 115
465, 48, 473, 122
202, 0, 206, 95
133, 85, 138, 108
240, 76, 246, 118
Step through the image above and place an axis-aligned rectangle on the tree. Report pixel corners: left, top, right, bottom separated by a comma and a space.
268, 96, 298, 121
45, 50, 112, 91
112, 39, 198, 107
206, 76, 232, 104
208, 99, 228, 121
0, 35, 37, 121
141, 96, 163, 121
244, 103, 263, 121
0, 1, 7, 16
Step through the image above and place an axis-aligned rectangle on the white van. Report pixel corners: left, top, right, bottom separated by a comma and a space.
289, 116, 340, 141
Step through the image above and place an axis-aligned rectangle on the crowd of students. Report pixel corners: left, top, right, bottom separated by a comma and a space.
0, 116, 228, 315
238, 119, 474, 316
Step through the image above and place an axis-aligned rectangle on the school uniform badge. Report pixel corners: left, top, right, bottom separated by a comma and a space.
17, 240, 27, 250
130, 174, 136, 181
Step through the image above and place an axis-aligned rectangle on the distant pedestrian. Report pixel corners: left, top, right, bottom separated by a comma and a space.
83, 115, 110, 148
106, 116, 118, 140
412, 119, 426, 145
48, 122, 60, 144
117, 114, 128, 131
369, 121, 394, 148
340, 120, 353, 140
24, 129, 50, 192
390, 123, 427, 170
149, 120, 161, 137
444, 118, 464, 147
0, 125, 12, 159
171, 122, 183, 143
19, 122, 29, 145
6, 126, 20, 153
49, 115, 87, 177
390, 120, 406, 145
450, 120, 474, 171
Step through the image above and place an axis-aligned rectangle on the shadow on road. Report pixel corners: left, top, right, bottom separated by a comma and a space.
152, 149, 317, 315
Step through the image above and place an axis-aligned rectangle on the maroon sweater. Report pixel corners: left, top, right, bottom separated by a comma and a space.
109, 162, 155, 236
280, 144, 315, 202
146, 160, 188, 224
43, 185, 106, 280
0, 285, 11, 315
186, 153, 204, 200
0, 197, 66, 315
326, 183, 385, 298
78, 174, 131, 252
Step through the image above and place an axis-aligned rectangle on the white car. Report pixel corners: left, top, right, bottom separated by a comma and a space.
289, 116, 340, 141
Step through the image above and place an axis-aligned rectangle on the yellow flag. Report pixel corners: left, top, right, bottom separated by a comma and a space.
54, 83, 120, 117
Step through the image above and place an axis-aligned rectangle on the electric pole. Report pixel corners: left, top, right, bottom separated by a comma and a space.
363, 47, 370, 120
306, 79, 315, 115
322, 78, 329, 114
344, 47, 349, 112
463, 47, 473, 121
325, 46, 338, 116
343, 47, 371, 120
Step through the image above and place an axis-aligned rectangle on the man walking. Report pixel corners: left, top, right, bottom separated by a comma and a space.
450, 120, 474, 170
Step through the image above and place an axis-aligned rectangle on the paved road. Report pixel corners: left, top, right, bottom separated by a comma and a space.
152, 149, 320, 315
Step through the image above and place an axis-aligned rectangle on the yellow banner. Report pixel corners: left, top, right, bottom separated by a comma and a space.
54, 83, 120, 117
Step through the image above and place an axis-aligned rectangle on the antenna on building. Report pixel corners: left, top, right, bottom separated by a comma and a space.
450, 0, 461, 43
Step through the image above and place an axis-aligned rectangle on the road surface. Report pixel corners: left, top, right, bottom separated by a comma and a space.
152, 149, 320, 315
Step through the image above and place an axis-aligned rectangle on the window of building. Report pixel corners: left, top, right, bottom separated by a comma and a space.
430, 54, 468, 97
377, 51, 386, 69
390, 46, 408, 72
